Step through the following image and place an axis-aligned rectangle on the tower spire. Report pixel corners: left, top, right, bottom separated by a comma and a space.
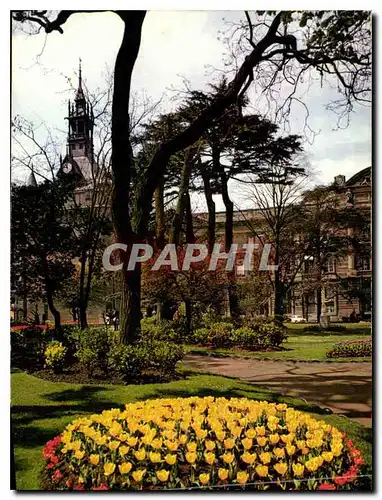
78, 57, 82, 90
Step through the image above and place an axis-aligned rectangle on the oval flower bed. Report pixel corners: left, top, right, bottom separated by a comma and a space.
42, 397, 365, 491
327, 339, 372, 358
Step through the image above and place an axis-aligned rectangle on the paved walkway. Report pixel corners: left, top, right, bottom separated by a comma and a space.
183, 355, 372, 427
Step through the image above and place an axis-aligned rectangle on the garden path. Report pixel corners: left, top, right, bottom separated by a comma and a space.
183, 355, 372, 427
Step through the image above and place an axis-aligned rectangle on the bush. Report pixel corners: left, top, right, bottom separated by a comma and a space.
108, 339, 184, 380
11, 326, 52, 369
230, 327, 261, 350
74, 327, 113, 375
258, 323, 288, 348
44, 341, 67, 373
327, 339, 372, 358
208, 322, 234, 348
192, 328, 210, 345
140, 319, 182, 344
41, 397, 366, 491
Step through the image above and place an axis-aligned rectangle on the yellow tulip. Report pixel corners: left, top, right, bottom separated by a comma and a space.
256, 436, 267, 447
90, 454, 100, 466
205, 440, 216, 451
151, 438, 163, 449
199, 473, 210, 485
255, 464, 269, 477
292, 463, 305, 477
187, 442, 197, 452
149, 452, 161, 463
322, 451, 334, 462
241, 452, 256, 465
185, 452, 197, 464
165, 453, 177, 465
259, 452, 272, 464
103, 463, 116, 476
119, 445, 130, 456
127, 436, 138, 447
132, 469, 146, 482
241, 438, 252, 450
222, 452, 234, 464
74, 450, 85, 460
224, 439, 235, 450
119, 462, 132, 474
273, 447, 285, 459
196, 429, 208, 439
286, 445, 296, 456
256, 426, 266, 436
165, 440, 179, 452
269, 434, 280, 445
179, 434, 188, 445
108, 440, 120, 450
215, 430, 226, 441
156, 469, 170, 482
218, 468, 229, 481
274, 462, 288, 476
245, 428, 256, 439
204, 452, 215, 465
236, 471, 249, 485
134, 449, 146, 461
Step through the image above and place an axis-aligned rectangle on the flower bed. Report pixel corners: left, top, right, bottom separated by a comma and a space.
327, 339, 371, 358
41, 397, 365, 491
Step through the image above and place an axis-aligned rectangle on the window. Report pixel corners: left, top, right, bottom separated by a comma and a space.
356, 255, 370, 271
326, 301, 335, 314
79, 143, 83, 150
304, 256, 314, 273
327, 258, 336, 274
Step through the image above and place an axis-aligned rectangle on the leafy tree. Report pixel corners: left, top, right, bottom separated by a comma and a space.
11, 178, 77, 330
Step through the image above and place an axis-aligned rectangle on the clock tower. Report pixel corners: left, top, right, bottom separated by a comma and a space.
59, 60, 95, 183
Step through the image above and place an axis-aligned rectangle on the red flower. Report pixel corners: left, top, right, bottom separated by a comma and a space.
74, 484, 85, 491
53, 470, 63, 481
354, 457, 365, 466
50, 455, 59, 465
45, 463, 54, 470
334, 475, 348, 486
318, 483, 336, 490
92, 484, 108, 490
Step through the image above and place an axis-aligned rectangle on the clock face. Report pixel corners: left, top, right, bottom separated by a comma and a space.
62, 163, 72, 174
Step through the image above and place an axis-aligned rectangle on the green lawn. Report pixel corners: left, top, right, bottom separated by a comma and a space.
188, 323, 372, 362
11, 369, 372, 490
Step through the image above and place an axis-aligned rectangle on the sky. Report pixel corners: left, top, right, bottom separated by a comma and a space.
11, 10, 372, 211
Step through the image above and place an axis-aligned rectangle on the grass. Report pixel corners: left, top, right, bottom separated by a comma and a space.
188, 323, 372, 362
11, 368, 372, 490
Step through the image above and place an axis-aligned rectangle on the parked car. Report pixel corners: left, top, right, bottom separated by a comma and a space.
288, 315, 307, 323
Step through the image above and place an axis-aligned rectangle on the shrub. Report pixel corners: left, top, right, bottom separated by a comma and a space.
327, 339, 372, 358
41, 397, 366, 491
74, 327, 113, 375
140, 319, 182, 343
44, 341, 67, 373
108, 340, 184, 380
208, 322, 234, 348
11, 326, 52, 369
258, 323, 288, 348
192, 328, 210, 345
230, 327, 262, 350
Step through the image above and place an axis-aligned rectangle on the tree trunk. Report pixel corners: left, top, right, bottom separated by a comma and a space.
201, 169, 216, 254
216, 150, 239, 318
111, 12, 146, 345
316, 286, 322, 324
154, 177, 165, 249
185, 191, 195, 243
170, 148, 195, 245
79, 302, 88, 330
119, 264, 141, 345
273, 243, 284, 318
